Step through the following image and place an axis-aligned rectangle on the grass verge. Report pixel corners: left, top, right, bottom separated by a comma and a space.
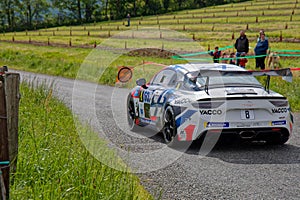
11, 83, 152, 199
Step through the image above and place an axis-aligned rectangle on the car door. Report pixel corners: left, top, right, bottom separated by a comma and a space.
138, 69, 178, 125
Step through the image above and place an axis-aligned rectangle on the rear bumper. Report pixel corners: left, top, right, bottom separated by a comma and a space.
198, 127, 290, 141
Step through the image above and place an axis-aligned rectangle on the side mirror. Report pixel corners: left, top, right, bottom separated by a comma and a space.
136, 78, 146, 86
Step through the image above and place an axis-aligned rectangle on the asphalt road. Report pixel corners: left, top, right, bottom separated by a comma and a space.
17, 70, 300, 200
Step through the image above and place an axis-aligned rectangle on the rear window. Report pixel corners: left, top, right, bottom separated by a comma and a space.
197, 75, 261, 86
193, 73, 263, 89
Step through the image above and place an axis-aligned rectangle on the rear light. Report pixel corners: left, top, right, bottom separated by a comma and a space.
270, 100, 288, 107
272, 128, 281, 132
192, 101, 224, 108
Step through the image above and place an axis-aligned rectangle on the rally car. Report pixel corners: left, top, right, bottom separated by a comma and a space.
127, 63, 293, 145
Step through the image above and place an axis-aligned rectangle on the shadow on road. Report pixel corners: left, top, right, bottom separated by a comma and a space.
186, 139, 300, 165
136, 128, 300, 165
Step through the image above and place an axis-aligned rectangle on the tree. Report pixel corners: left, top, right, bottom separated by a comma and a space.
163, 0, 170, 11
178, 0, 184, 9
110, 0, 126, 19
143, 0, 162, 15
104, 0, 109, 20
52, 0, 81, 24
0, 0, 14, 29
77, 0, 82, 23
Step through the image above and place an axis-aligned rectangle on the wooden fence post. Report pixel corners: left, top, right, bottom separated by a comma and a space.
4, 73, 20, 175
0, 68, 20, 200
0, 74, 9, 199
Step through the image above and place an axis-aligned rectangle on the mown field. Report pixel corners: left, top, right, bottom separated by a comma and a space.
0, 0, 299, 111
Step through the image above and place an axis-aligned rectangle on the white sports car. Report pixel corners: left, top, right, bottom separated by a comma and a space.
127, 63, 293, 145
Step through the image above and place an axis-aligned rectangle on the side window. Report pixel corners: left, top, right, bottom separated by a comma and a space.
151, 69, 177, 86
151, 71, 165, 85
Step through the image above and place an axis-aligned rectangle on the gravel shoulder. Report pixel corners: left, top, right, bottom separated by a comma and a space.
17, 70, 300, 200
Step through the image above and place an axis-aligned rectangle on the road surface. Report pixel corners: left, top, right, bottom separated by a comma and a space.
17, 70, 300, 200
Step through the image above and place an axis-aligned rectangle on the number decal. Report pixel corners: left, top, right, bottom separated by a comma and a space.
139, 90, 144, 102
245, 110, 250, 119
139, 90, 153, 103
241, 110, 254, 120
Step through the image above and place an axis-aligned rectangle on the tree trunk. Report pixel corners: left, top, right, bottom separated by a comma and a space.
4, 0, 12, 29
85, 3, 92, 22
105, 0, 109, 20
27, 4, 32, 28
133, 0, 137, 16
77, 0, 82, 23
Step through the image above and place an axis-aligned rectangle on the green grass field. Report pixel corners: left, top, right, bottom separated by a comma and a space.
0, 0, 299, 112
11, 83, 152, 199
1, 0, 299, 197
2, 0, 300, 193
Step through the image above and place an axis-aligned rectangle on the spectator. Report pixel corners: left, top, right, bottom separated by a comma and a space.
234, 30, 249, 66
209, 46, 221, 63
257, 29, 268, 42
126, 13, 131, 26
254, 33, 269, 70
229, 53, 235, 65
221, 52, 228, 63
239, 53, 248, 68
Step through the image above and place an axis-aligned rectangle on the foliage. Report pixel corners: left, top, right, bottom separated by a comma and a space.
0, 0, 299, 112
0, 0, 247, 31
11, 83, 152, 199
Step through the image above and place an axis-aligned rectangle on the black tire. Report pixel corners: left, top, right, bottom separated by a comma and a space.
266, 135, 289, 145
162, 106, 193, 150
127, 95, 139, 131
162, 106, 178, 145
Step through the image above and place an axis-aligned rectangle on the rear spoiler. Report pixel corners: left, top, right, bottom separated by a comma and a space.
189, 68, 293, 94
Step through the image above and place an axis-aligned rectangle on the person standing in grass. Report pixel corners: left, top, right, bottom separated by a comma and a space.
209, 46, 221, 63
127, 13, 131, 26
257, 29, 268, 42
254, 33, 269, 70
234, 30, 249, 66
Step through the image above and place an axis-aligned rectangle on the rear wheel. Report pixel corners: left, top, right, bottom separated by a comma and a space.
127, 95, 139, 131
266, 135, 289, 145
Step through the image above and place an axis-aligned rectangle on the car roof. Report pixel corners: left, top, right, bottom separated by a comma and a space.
167, 63, 246, 74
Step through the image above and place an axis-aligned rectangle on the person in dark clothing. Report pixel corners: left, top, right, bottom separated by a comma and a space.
126, 13, 130, 26
254, 33, 269, 70
234, 30, 249, 66
229, 52, 235, 65
209, 46, 221, 63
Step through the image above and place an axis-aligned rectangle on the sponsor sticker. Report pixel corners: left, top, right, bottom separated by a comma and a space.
234, 122, 264, 128
205, 122, 229, 128
271, 120, 286, 126
174, 98, 191, 105
140, 118, 152, 124
199, 110, 222, 115
272, 107, 288, 113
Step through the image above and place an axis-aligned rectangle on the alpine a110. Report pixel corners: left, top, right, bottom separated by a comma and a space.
127, 63, 293, 145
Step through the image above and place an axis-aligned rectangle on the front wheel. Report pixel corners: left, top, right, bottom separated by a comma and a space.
127, 95, 139, 131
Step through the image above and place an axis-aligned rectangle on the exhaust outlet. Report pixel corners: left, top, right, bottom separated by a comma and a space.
239, 131, 256, 139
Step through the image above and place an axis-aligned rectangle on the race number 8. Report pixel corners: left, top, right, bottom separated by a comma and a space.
241, 110, 254, 120
245, 110, 250, 119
